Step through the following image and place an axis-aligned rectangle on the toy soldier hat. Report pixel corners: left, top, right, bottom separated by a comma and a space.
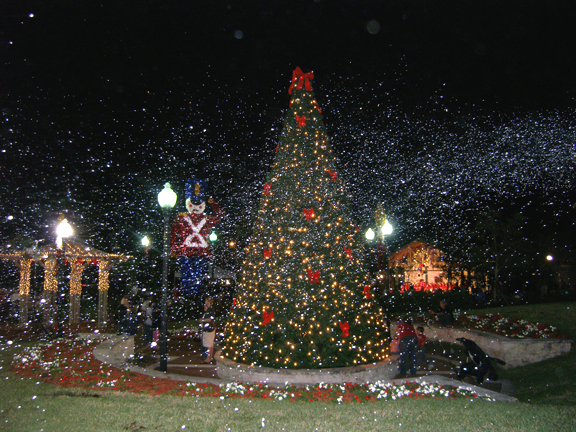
185, 178, 207, 204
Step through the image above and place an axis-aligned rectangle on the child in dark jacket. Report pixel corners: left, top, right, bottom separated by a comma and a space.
416, 326, 430, 370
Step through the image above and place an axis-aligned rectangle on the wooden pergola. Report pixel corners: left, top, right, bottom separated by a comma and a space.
1, 240, 130, 328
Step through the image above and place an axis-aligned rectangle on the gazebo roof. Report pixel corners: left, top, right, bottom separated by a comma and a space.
0, 240, 131, 263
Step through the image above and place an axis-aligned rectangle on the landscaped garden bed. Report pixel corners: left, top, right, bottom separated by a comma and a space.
9, 337, 484, 402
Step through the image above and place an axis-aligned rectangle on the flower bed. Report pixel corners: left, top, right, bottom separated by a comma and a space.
452, 313, 566, 339
10, 337, 484, 402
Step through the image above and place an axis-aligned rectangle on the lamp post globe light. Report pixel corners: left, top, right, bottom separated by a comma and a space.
377, 216, 393, 278
56, 218, 73, 249
381, 219, 393, 237
365, 228, 375, 241
157, 183, 177, 372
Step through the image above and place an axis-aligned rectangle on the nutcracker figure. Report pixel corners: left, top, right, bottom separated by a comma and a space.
170, 179, 223, 296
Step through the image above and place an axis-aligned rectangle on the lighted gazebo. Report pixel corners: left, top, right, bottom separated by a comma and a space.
388, 240, 451, 291
0, 241, 130, 328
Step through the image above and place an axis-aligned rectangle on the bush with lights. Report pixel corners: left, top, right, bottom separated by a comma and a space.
221, 68, 389, 369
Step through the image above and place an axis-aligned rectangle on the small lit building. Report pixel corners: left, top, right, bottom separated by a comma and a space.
388, 240, 453, 292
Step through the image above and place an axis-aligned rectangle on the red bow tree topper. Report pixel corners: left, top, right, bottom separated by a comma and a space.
343, 247, 353, 260
339, 321, 350, 337
263, 248, 272, 259
303, 208, 315, 220
307, 268, 320, 284
363, 285, 373, 300
263, 183, 272, 195
295, 115, 306, 127
288, 67, 314, 94
262, 310, 274, 326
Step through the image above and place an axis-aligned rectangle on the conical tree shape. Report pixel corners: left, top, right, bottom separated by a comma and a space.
222, 68, 389, 369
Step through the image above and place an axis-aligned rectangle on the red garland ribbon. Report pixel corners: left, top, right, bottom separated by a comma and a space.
263, 310, 274, 326
295, 115, 306, 127
339, 321, 350, 337
288, 67, 314, 94
328, 169, 337, 181
307, 268, 320, 284
303, 208, 315, 220
343, 247, 353, 260
90, 258, 99, 266
263, 183, 272, 195
363, 285, 373, 300
263, 248, 272, 259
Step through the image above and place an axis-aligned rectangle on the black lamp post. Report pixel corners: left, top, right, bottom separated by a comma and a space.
157, 183, 177, 372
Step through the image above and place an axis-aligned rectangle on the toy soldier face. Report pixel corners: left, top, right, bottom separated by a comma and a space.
186, 198, 206, 214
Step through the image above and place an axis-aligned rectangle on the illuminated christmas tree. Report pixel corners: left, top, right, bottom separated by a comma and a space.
222, 68, 389, 369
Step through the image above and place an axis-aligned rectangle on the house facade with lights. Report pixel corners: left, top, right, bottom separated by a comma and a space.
388, 240, 454, 292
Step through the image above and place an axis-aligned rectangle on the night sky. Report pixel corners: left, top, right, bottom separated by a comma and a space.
1, 1, 576, 268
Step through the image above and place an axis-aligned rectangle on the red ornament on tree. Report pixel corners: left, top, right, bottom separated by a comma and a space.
363, 285, 373, 300
339, 321, 350, 337
263, 248, 272, 259
262, 310, 274, 326
343, 247, 353, 260
307, 268, 320, 284
303, 208, 315, 220
327, 169, 337, 181
263, 183, 272, 195
295, 115, 306, 127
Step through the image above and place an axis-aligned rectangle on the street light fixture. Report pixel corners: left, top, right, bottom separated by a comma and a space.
157, 183, 177, 372
56, 218, 73, 249
381, 219, 393, 236
365, 228, 375, 241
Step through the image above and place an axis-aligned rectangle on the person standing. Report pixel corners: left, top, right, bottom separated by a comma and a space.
429, 300, 454, 326
142, 296, 154, 345
116, 297, 131, 335
394, 318, 418, 378
201, 297, 216, 363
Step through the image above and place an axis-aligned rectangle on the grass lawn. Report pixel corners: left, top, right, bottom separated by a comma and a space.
474, 302, 576, 406
1, 303, 575, 432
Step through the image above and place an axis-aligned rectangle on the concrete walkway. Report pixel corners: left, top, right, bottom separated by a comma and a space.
88, 333, 517, 402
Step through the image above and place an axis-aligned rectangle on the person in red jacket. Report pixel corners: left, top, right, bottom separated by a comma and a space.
394, 318, 418, 377
170, 179, 223, 296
